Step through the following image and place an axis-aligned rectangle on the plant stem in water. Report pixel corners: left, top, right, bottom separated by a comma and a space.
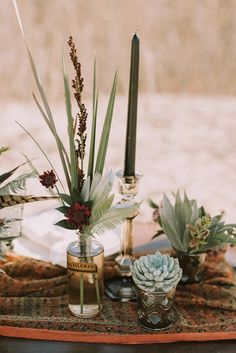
80, 272, 84, 314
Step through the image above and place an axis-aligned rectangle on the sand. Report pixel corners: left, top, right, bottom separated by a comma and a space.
1, 93, 236, 224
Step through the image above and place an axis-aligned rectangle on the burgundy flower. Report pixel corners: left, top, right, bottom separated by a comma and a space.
65, 202, 91, 231
39, 170, 58, 189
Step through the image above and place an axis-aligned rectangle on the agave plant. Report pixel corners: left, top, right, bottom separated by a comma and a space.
149, 191, 236, 254
131, 251, 182, 292
14, 4, 137, 237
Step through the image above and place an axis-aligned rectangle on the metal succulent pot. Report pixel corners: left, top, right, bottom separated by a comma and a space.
174, 249, 206, 284
137, 287, 176, 330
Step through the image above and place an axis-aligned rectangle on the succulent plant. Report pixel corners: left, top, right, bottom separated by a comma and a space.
131, 251, 182, 293
149, 191, 236, 254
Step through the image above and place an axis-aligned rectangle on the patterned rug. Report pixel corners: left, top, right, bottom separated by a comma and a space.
0, 251, 235, 344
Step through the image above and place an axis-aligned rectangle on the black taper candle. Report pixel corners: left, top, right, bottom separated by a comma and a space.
124, 34, 140, 177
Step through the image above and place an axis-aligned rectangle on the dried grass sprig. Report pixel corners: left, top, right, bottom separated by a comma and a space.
68, 36, 87, 178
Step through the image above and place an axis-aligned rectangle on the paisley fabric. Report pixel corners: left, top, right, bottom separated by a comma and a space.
0, 251, 235, 343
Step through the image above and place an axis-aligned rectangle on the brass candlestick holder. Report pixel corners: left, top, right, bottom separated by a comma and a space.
104, 170, 142, 301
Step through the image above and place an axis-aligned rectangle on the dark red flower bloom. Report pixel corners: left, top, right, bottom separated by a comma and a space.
39, 170, 58, 189
65, 202, 91, 231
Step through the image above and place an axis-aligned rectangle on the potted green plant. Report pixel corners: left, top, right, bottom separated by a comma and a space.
131, 251, 182, 330
148, 191, 236, 283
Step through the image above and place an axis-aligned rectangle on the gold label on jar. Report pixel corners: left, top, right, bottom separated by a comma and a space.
68, 261, 97, 273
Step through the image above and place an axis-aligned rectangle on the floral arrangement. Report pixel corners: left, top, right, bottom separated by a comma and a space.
148, 191, 236, 254
131, 251, 182, 292
14, 6, 137, 238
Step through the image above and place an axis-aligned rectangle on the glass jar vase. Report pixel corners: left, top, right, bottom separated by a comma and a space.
67, 233, 104, 318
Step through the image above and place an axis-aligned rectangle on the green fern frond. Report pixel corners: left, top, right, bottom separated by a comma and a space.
0, 171, 37, 195
83, 204, 137, 236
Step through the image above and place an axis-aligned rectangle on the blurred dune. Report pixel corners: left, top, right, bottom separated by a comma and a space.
1, 0, 236, 99
1, 0, 236, 225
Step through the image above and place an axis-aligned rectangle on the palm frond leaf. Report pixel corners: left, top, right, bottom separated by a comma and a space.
89, 171, 114, 202
85, 205, 137, 236
89, 194, 114, 225
89, 172, 102, 196
80, 177, 91, 202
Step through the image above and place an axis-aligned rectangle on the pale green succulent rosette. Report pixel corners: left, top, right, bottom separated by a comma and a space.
131, 251, 182, 293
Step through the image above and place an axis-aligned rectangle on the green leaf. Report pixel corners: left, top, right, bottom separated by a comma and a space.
174, 190, 184, 240
22, 154, 39, 176
80, 177, 91, 202
58, 193, 73, 206
146, 198, 159, 209
83, 204, 136, 236
0, 147, 10, 156
89, 171, 114, 202
56, 206, 69, 214
15, 121, 65, 194
89, 172, 102, 196
95, 72, 117, 174
55, 219, 76, 230
71, 188, 82, 203
92, 193, 114, 213
162, 194, 179, 233
32, 94, 71, 172
89, 194, 114, 224
182, 191, 193, 225
160, 194, 184, 251
0, 166, 21, 185
13, 3, 71, 193
199, 206, 206, 217
87, 59, 98, 180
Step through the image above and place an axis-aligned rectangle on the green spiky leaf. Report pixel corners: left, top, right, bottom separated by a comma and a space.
95, 72, 117, 174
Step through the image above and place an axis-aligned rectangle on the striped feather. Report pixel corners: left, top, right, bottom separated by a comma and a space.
0, 195, 58, 209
